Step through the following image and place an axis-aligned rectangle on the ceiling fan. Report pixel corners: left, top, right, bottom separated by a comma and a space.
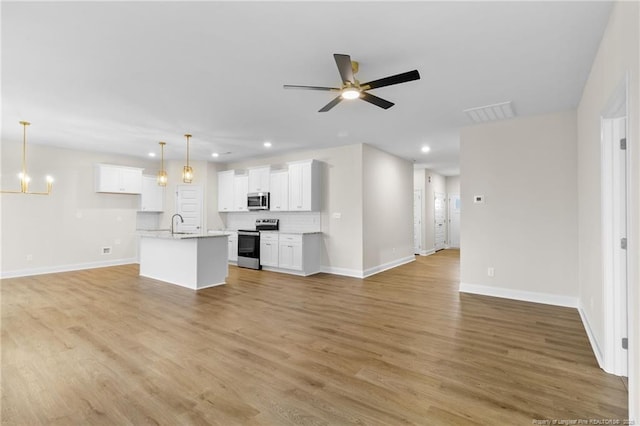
284, 53, 421, 112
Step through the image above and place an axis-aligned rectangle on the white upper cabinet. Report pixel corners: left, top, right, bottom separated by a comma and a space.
95, 164, 143, 194
288, 160, 320, 211
248, 166, 270, 193
140, 175, 164, 212
217, 170, 235, 212
269, 170, 289, 212
233, 175, 249, 212
217, 160, 320, 213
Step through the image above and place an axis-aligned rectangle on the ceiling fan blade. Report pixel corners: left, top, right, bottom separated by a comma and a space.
360, 92, 395, 109
361, 70, 420, 90
319, 96, 343, 112
283, 85, 339, 91
334, 54, 354, 84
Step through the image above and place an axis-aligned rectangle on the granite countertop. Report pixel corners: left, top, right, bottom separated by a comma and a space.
256, 230, 322, 235
138, 230, 229, 240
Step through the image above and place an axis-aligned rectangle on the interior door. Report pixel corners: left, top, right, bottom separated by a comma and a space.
448, 194, 461, 248
175, 184, 203, 233
434, 192, 446, 251
414, 190, 422, 254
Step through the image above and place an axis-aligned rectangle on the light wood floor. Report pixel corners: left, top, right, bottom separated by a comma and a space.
1, 250, 628, 425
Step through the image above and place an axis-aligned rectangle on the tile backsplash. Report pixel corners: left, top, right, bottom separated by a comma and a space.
223, 211, 321, 233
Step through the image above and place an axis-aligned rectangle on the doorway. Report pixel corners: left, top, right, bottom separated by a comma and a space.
414, 190, 423, 254
448, 194, 461, 248
434, 192, 446, 251
175, 184, 203, 233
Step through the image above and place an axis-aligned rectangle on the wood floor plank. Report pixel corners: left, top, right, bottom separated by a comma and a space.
1, 250, 628, 424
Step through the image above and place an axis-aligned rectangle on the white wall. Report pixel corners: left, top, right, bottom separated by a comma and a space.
362, 144, 414, 274
459, 110, 579, 306
0, 144, 156, 277
446, 175, 460, 195
576, 1, 639, 419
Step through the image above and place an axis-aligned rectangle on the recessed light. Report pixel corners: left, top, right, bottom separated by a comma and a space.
421, 146, 431, 153
264, 141, 272, 148
148, 152, 156, 157
212, 152, 219, 158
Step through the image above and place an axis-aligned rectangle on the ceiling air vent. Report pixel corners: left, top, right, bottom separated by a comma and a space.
464, 101, 515, 124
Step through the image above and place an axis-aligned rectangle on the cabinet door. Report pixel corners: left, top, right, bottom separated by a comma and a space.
95, 164, 142, 194
121, 168, 142, 193
96, 165, 120, 192
218, 171, 235, 212
278, 235, 302, 270
140, 176, 164, 212
288, 162, 313, 211
248, 166, 270, 193
269, 171, 289, 211
228, 234, 238, 261
260, 240, 278, 267
233, 175, 249, 211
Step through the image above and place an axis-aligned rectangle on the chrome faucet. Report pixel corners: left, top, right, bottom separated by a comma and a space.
171, 214, 184, 234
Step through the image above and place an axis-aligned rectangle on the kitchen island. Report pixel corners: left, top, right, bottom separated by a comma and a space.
138, 231, 229, 290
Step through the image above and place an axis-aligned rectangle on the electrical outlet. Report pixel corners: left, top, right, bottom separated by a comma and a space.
26, 254, 33, 262
487, 267, 494, 277
102, 247, 112, 255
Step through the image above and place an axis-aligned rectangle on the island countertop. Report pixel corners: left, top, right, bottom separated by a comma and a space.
138, 230, 230, 240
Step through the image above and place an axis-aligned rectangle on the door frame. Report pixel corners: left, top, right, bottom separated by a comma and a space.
448, 193, 460, 249
414, 189, 423, 254
600, 74, 629, 377
434, 192, 446, 251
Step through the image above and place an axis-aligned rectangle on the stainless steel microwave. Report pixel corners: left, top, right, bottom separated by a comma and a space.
247, 192, 270, 210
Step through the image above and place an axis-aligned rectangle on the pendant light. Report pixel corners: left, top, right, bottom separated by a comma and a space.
182, 133, 193, 183
157, 141, 168, 186
0, 121, 53, 195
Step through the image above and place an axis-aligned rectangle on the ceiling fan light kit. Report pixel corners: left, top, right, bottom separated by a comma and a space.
284, 53, 420, 112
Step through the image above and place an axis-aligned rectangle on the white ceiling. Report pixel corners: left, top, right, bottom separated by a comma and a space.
1, 1, 612, 176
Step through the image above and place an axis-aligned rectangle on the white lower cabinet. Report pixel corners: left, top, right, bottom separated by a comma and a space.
257, 233, 321, 276
278, 234, 302, 270
259, 233, 279, 267
227, 232, 238, 262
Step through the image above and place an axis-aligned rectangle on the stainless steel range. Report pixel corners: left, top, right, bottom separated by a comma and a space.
237, 219, 279, 270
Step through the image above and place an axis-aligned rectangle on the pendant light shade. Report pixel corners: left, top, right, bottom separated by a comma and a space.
0, 121, 53, 195
157, 141, 168, 186
182, 133, 193, 183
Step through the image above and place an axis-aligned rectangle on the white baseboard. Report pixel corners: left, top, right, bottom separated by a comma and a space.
458, 282, 578, 308
363, 255, 415, 278
321, 255, 416, 279
0, 258, 138, 279
419, 249, 435, 256
320, 265, 365, 278
577, 303, 605, 370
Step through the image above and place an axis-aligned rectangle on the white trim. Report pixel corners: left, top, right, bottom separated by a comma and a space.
320, 256, 416, 279
578, 303, 605, 370
260, 266, 314, 277
362, 255, 415, 278
600, 73, 629, 377
0, 258, 138, 279
459, 282, 578, 308
419, 248, 436, 256
320, 265, 365, 278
